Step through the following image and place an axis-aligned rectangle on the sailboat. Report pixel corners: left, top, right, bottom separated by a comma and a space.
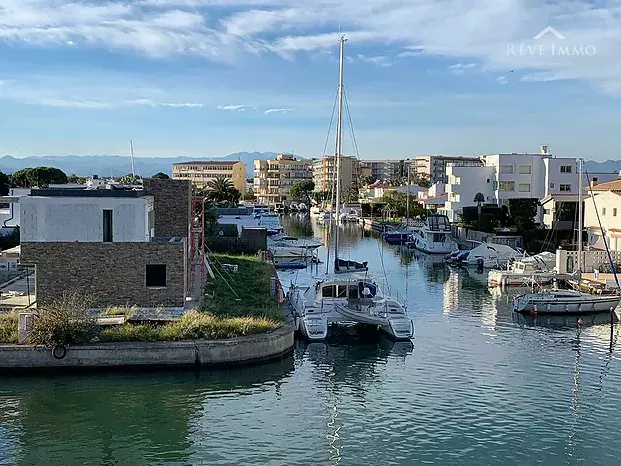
514, 158, 621, 314
288, 36, 414, 341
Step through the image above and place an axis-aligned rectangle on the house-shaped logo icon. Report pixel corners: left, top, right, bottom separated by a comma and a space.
533, 26, 566, 40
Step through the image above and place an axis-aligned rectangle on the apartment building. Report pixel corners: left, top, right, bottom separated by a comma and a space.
253, 154, 312, 205
358, 159, 408, 183
442, 146, 579, 223
313, 155, 360, 194
412, 155, 482, 184
172, 161, 246, 193
579, 179, 621, 251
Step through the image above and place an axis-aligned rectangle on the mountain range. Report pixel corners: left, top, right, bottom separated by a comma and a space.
0, 153, 619, 180
0, 152, 278, 179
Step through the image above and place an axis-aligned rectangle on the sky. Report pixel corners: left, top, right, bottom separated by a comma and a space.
1, 0, 621, 161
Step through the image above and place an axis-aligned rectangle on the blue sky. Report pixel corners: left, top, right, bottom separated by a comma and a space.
1, 0, 621, 160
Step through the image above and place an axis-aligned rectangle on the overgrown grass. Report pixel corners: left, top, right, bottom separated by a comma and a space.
202, 253, 283, 322
99, 310, 279, 342
100, 305, 137, 318
0, 312, 18, 344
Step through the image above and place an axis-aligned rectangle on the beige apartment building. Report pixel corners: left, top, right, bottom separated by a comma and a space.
313, 155, 360, 194
172, 161, 246, 193
253, 154, 312, 205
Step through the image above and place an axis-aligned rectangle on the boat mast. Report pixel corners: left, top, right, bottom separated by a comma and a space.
334, 35, 346, 269
578, 157, 583, 274
130, 139, 136, 178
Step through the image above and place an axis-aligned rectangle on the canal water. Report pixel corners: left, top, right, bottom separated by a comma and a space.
2, 215, 621, 465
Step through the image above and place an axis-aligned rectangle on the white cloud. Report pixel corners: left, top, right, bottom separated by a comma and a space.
448, 63, 477, 75
497, 76, 508, 85
2, 0, 621, 92
264, 108, 292, 114
217, 104, 246, 111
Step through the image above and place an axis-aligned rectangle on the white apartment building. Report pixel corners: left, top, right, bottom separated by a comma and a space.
312, 155, 359, 195
442, 145, 579, 223
418, 182, 448, 210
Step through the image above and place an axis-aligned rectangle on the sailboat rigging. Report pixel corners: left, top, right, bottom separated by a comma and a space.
288, 36, 414, 341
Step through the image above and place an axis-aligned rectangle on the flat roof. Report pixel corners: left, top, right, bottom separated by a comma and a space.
174, 161, 242, 165
30, 188, 146, 198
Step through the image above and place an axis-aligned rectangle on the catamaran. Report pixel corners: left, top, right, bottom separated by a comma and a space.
288, 36, 413, 341
513, 158, 621, 314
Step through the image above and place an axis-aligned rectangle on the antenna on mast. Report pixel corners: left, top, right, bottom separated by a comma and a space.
129, 140, 136, 177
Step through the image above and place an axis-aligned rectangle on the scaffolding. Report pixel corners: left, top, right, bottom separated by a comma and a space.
189, 196, 206, 286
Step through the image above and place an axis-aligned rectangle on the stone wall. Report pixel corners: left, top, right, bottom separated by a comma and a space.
21, 242, 187, 308
143, 179, 191, 238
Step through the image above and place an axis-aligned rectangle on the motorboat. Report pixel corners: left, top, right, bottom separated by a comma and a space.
257, 212, 283, 235
252, 204, 270, 218
275, 203, 286, 213
383, 231, 411, 245
310, 206, 322, 216
288, 37, 413, 342
268, 235, 322, 258
488, 252, 557, 287
289, 202, 299, 212
339, 209, 359, 222
407, 214, 458, 254
289, 278, 413, 341
450, 243, 523, 268
513, 290, 620, 314
297, 203, 308, 212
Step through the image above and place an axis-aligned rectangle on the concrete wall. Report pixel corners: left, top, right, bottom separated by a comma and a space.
0, 324, 294, 369
556, 249, 621, 273
453, 227, 524, 249
143, 179, 191, 239
20, 196, 153, 242
21, 241, 187, 307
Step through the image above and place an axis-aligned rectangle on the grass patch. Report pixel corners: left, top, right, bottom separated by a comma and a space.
98, 310, 280, 342
203, 253, 283, 322
100, 305, 137, 318
0, 312, 18, 344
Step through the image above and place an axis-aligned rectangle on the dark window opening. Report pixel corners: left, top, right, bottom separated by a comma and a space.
103, 209, 113, 242
348, 285, 359, 299
146, 264, 167, 287
321, 285, 335, 298
337, 285, 347, 298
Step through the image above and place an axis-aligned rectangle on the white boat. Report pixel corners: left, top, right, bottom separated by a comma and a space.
408, 214, 458, 254
257, 212, 283, 234
451, 243, 523, 269
288, 36, 413, 342
252, 204, 270, 217
310, 206, 322, 216
513, 290, 620, 314
339, 209, 359, 222
289, 202, 299, 212
513, 158, 621, 315
297, 203, 308, 212
488, 252, 557, 287
268, 235, 322, 258
289, 278, 413, 341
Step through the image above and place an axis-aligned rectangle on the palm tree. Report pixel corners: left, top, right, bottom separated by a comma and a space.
473, 192, 485, 230
205, 178, 240, 206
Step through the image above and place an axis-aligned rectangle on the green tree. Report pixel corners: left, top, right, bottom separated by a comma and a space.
381, 191, 424, 218
120, 173, 140, 184
0, 171, 9, 196
205, 178, 240, 206
11, 167, 68, 188
508, 198, 538, 231
290, 180, 315, 207
359, 175, 374, 187
67, 174, 87, 184
413, 173, 431, 188
311, 190, 330, 205
152, 172, 170, 180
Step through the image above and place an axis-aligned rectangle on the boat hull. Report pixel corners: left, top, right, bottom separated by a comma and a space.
514, 293, 620, 314
488, 271, 555, 287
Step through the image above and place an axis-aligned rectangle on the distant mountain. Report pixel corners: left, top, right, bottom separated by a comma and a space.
0, 151, 278, 179
584, 160, 621, 175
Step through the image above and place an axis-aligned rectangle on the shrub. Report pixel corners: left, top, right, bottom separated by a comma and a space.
29, 293, 96, 347
99, 324, 160, 342
0, 312, 18, 343
101, 305, 137, 318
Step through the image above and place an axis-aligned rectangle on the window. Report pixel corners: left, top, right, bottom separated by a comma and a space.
322, 285, 335, 298
337, 285, 347, 298
146, 264, 166, 287
593, 177, 599, 183
348, 285, 359, 299
519, 165, 531, 175
103, 209, 113, 242
543, 209, 551, 215
500, 165, 514, 174
486, 178, 491, 183
550, 183, 555, 188
518, 183, 531, 192
559, 184, 572, 192
560, 165, 573, 173
614, 208, 618, 217
603, 208, 607, 216
499, 181, 515, 191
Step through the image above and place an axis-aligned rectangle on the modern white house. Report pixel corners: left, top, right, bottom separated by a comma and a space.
441, 145, 580, 223
418, 182, 448, 210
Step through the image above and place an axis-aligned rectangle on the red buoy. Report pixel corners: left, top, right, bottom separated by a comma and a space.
577, 318, 584, 327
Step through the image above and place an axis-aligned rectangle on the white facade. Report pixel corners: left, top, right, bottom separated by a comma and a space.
443, 164, 494, 222
585, 188, 621, 251
20, 195, 154, 242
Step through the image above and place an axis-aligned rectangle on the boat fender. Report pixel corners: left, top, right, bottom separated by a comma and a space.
52, 345, 68, 360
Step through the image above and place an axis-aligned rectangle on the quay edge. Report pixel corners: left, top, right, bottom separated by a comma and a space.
0, 323, 294, 371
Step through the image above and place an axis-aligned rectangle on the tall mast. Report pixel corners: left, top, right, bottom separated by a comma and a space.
334, 35, 346, 268
577, 157, 583, 273
130, 139, 136, 178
